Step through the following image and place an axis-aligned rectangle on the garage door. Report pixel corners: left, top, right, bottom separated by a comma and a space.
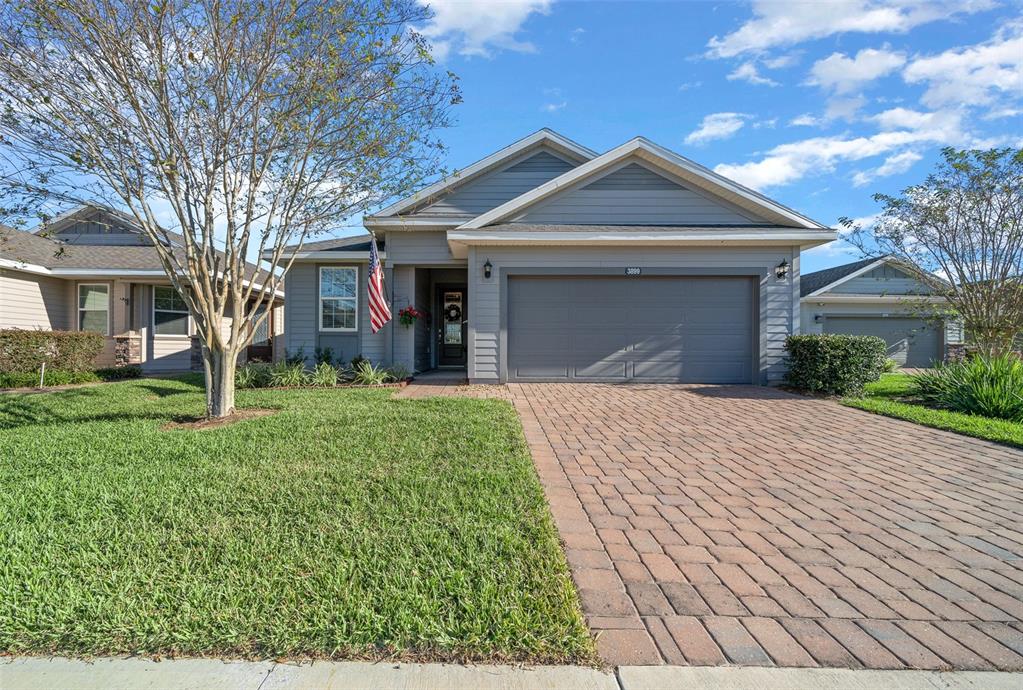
824, 316, 942, 368
507, 275, 754, 383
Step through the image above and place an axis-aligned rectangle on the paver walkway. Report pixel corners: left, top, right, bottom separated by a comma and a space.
398, 381, 1023, 670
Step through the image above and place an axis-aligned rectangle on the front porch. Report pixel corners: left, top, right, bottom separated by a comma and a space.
389, 265, 469, 376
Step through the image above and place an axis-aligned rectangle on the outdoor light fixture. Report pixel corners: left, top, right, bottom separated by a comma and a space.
483, 259, 493, 279
775, 260, 789, 279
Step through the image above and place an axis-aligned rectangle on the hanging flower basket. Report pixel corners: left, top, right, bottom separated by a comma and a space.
398, 305, 426, 328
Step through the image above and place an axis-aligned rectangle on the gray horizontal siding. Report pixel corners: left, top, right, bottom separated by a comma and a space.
469, 246, 799, 384
830, 265, 935, 295
512, 162, 762, 226
384, 230, 457, 264
416, 149, 576, 217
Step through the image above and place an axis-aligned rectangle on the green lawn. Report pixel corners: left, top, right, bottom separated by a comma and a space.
0, 376, 594, 663
843, 372, 1023, 449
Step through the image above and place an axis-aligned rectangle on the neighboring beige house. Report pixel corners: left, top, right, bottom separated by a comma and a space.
800, 256, 961, 368
0, 206, 284, 372
267, 129, 836, 384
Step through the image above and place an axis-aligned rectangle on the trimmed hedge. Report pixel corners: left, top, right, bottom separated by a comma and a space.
0, 330, 104, 373
0, 366, 142, 389
785, 334, 888, 396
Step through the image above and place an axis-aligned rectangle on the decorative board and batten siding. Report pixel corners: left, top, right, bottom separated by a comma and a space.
511, 162, 766, 226
467, 246, 800, 385
282, 262, 387, 365
0, 271, 69, 330
412, 150, 578, 218
829, 264, 935, 295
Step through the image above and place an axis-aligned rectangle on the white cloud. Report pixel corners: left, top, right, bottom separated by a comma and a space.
570, 27, 585, 44
714, 109, 967, 189
808, 47, 906, 93
417, 0, 552, 59
727, 62, 779, 86
763, 52, 801, 69
852, 150, 923, 186
540, 87, 566, 113
903, 23, 1023, 107
684, 112, 750, 145
790, 113, 823, 127
706, 0, 995, 58
824, 95, 868, 122
678, 81, 703, 91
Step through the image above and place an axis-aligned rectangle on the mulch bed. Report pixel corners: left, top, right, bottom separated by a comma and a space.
162, 408, 278, 431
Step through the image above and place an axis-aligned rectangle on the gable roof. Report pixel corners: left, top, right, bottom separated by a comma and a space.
2, 210, 281, 294
800, 257, 882, 297
459, 137, 830, 231
261, 233, 383, 260
366, 129, 596, 222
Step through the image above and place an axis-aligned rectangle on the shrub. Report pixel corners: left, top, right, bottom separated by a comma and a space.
308, 362, 339, 387
349, 354, 368, 370
913, 355, 1023, 421
352, 360, 389, 385
386, 363, 411, 383
0, 330, 104, 373
314, 346, 335, 366
785, 334, 888, 396
236, 363, 273, 389
0, 365, 142, 389
269, 361, 307, 387
883, 358, 900, 373
284, 347, 306, 366
95, 366, 142, 381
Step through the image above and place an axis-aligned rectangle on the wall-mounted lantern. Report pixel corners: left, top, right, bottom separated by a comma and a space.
483, 259, 493, 280
775, 259, 789, 280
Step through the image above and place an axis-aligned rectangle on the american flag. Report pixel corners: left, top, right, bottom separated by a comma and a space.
368, 233, 391, 333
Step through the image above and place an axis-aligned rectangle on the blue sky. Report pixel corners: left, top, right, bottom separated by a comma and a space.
407, 0, 1023, 273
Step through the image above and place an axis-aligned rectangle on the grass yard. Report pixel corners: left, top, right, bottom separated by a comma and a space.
0, 376, 594, 663
843, 372, 1023, 449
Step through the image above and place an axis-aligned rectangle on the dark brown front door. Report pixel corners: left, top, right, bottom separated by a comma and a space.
437, 285, 467, 366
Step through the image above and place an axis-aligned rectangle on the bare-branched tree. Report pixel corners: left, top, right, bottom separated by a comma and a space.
845, 147, 1023, 357
0, 0, 458, 417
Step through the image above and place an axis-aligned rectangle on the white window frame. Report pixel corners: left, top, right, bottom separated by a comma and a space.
152, 285, 192, 338
318, 266, 359, 332
77, 282, 110, 336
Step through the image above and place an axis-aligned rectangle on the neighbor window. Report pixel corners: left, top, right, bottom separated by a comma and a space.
78, 284, 109, 334
319, 267, 358, 331
153, 286, 190, 336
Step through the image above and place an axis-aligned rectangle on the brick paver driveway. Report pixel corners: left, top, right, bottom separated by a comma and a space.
504, 383, 1023, 670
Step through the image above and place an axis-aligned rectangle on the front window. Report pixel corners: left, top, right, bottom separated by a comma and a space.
319, 267, 357, 331
153, 286, 190, 336
78, 284, 109, 334
251, 305, 269, 346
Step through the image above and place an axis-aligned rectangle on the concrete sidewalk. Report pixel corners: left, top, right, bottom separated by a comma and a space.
3, 657, 1022, 690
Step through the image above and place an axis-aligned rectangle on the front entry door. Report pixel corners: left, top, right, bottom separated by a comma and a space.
437, 286, 467, 366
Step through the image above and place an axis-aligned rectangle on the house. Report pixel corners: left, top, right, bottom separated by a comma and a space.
268, 129, 836, 384
800, 256, 961, 368
0, 205, 284, 372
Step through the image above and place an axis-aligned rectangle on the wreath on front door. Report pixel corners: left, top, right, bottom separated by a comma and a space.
445, 304, 462, 322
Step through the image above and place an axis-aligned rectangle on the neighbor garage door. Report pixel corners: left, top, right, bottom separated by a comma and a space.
507, 275, 754, 383
824, 316, 942, 368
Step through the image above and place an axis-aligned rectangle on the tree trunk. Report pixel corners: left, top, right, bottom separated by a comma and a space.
204, 346, 237, 419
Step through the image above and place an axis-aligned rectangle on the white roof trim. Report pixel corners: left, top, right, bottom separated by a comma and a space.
446, 228, 836, 258
801, 294, 947, 304
459, 137, 827, 230
364, 217, 461, 229
265, 251, 380, 261
369, 129, 596, 219
803, 257, 889, 298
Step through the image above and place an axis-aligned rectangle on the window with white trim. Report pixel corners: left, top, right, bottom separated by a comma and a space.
319, 267, 357, 331
153, 286, 190, 336
78, 283, 109, 335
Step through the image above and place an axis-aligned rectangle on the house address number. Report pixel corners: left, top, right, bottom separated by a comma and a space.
625, 267, 642, 275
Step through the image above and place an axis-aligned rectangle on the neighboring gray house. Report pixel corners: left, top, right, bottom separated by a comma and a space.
800, 256, 960, 368
268, 130, 836, 384
0, 206, 284, 372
